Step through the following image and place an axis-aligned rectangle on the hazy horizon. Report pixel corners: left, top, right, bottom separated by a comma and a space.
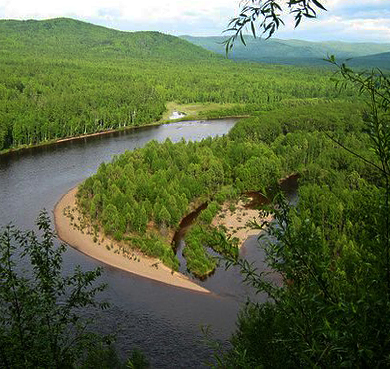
3, 16, 390, 46
0, 0, 389, 43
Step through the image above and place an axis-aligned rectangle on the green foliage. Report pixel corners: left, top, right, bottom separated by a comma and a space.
223, 186, 390, 367
4, 10, 390, 369
219, 66, 390, 367
78, 132, 284, 274
0, 18, 218, 61
0, 18, 348, 152
224, 0, 326, 49
0, 210, 110, 368
204, 227, 239, 260
81, 344, 125, 369
126, 234, 179, 271
77, 96, 371, 277
348, 52, 390, 70
214, 185, 239, 204
183, 203, 239, 278
183, 225, 217, 278
199, 201, 220, 224
158, 205, 171, 227
126, 348, 150, 369
228, 100, 364, 144
227, 302, 291, 368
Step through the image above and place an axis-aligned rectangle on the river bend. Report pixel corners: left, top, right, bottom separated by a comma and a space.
0, 119, 270, 367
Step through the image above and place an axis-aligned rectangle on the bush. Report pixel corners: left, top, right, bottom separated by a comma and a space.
0, 210, 110, 368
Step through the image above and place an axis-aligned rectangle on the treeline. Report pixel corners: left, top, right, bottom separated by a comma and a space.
0, 18, 355, 152
77, 99, 368, 277
0, 57, 168, 149
77, 130, 281, 274
0, 18, 219, 61
229, 100, 371, 176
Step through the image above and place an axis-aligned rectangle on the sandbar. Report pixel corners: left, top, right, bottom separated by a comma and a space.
212, 198, 273, 248
54, 186, 210, 294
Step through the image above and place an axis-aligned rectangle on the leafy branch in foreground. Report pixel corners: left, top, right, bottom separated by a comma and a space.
224, 0, 326, 53
0, 210, 110, 368
326, 56, 390, 177
218, 64, 390, 367
327, 56, 390, 294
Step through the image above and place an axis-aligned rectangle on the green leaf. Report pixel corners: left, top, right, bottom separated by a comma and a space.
312, 0, 327, 11
239, 31, 247, 46
250, 21, 256, 38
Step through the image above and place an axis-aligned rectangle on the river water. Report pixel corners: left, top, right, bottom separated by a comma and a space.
0, 119, 271, 368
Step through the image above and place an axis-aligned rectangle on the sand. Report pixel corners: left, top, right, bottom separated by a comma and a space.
212, 198, 273, 248
54, 186, 209, 294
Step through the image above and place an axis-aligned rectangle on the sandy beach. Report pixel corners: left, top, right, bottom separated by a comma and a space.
54, 186, 210, 293
212, 198, 273, 248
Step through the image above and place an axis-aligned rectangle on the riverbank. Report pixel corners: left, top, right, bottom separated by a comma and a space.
0, 121, 168, 156
212, 197, 273, 248
211, 175, 299, 247
54, 186, 210, 294
0, 113, 246, 157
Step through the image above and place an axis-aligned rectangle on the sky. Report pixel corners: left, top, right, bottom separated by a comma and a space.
0, 0, 389, 43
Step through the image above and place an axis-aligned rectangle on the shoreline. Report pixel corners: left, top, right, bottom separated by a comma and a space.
54, 186, 210, 294
212, 198, 273, 248
0, 114, 247, 157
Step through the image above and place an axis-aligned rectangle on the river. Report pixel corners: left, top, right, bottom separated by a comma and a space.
0, 119, 272, 368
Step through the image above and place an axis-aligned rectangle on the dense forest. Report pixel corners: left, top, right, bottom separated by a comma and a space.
76, 59, 390, 364
217, 64, 390, 366
76, 100, 367, 278
1, 15, 390, 368
0, 18, 353, 152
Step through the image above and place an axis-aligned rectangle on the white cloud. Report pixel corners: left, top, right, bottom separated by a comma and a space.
0, 0, 241, 36
274, 0, 390, 42
0, 0, 238, 22
0, 0, 388, 41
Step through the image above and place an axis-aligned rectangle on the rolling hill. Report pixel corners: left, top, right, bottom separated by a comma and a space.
181, 35, 390, 68
348, 52, 390, 69
0, 18, 219, 61
0, 17, 358, 152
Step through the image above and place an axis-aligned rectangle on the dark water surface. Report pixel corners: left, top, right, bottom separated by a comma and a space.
0, 119, 270, 368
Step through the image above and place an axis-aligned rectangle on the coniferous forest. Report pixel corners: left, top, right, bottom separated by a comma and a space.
1, 13, 390, 368
0, 18, 352, 152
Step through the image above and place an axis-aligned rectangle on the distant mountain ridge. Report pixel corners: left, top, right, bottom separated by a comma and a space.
348, 52, 390, 69
0, 18, 219, 61
180, 35, 390, 68
1, 17, 387, 68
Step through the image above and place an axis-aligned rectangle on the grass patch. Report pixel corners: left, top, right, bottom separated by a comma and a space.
162, 101, 241, 120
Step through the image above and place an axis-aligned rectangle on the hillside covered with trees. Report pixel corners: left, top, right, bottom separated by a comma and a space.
181, 35, 390, 67
1, 12, 390, 367
0, 17, 352, 152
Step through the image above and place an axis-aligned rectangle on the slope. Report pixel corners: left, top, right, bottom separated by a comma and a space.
181, 35, 390, 66
0, 18, 219, 61
0, 18, 349, 152
348, 52, 390, 70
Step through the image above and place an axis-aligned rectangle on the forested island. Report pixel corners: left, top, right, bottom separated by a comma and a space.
1, 14, 390, 368
65, 100, 365, 281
